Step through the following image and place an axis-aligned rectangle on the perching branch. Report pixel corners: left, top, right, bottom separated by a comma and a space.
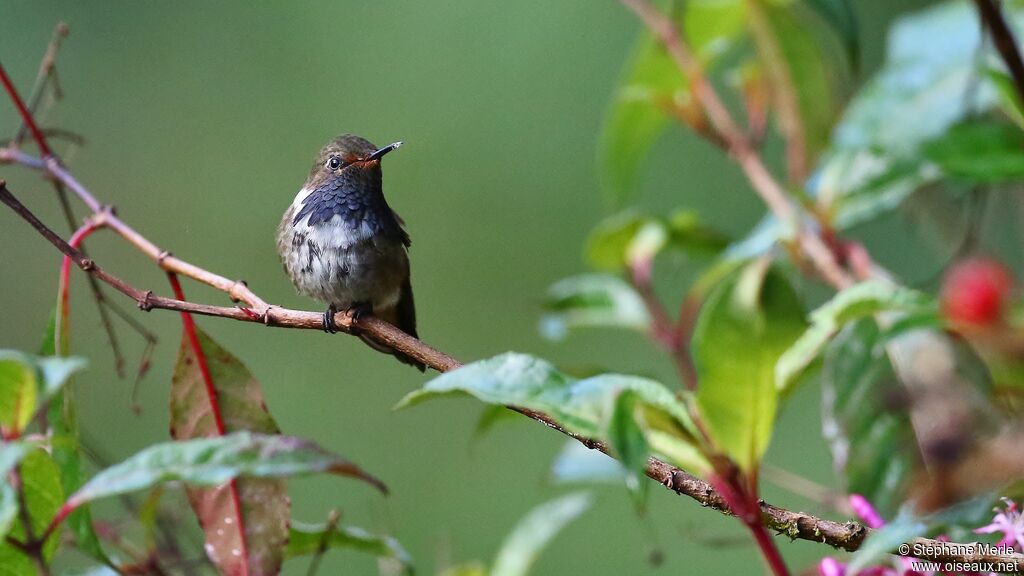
1, 52, 1021, 571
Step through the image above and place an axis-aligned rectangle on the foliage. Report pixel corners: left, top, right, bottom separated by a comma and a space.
4, 0, 1024, 574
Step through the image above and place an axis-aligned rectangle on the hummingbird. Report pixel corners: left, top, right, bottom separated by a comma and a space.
277, 134, 425, 371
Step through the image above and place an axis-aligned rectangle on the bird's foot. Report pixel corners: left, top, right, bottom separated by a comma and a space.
322, 304, 339, 334
341, 302, 373, 330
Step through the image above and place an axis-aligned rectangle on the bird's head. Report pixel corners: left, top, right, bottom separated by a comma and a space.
306, 134, 402, 186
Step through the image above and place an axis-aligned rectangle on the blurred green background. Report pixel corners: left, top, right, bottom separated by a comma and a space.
0, 1, 943, 574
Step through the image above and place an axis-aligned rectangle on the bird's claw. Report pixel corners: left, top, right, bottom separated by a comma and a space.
341, 303, 372, 328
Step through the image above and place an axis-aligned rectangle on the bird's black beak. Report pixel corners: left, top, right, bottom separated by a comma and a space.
367, 141, 402, 161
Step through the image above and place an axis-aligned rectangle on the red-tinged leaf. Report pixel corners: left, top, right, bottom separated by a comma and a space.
171, 326, 289, 576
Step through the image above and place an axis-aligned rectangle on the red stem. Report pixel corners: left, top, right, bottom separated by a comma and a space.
167, 273, 226, 434
0, 62, 54, 157
710, 474, 790, 576
57, 222, 103, 355
166, 273, 250, 575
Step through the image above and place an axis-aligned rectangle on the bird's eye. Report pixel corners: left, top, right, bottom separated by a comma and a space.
328, 157, 341, 170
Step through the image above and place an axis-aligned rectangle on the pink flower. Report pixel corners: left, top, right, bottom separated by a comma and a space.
850, 494, 886, 530
974, 498, 1024, 551
818, 557, 846, 576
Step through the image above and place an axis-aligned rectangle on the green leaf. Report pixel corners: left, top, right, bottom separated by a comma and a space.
550, 440, 628, 485
66, 431, 387, 510
815, 1, 1024, 224
846, 508, 926, 574
599, 32, 684, 206
831, 1, 1009, 154
586, 211, 664, 272
171, 326, 290, 575
608, 390, 650, 507
685, 0, 747, 63
0, 351, 86, 436
490, 492, 591, 576
398, 353, 691, 436
694, 262, 806, 472
0, 353, 38, 435
817, 152, 940, 230
586, 210, 730, 272
539, 274, 650, 340
0, 442, 34, 541
285, 522, 414, 574
749, 0, 835, 181
609, 390, 649, 475
776, 281, 935, 393
804, 0, 859, 70
924, 119, 1024, 182
989, 69, 1024, 128
397, 353, 707, 474
821, 321, 917, 516
38, 314, 110, 566
721, 214, 793, 262
0, 449, 62, 575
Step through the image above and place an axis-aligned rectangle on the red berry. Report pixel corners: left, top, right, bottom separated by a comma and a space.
941, 258, 1014, 326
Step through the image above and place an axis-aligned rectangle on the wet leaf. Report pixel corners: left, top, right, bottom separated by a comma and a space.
694, 263, 806, 472
490, 492, 591, 576
539, 275, 650, 340
285, 522, 414, 574
66, 432, 386, 510
171, 326, 290, 576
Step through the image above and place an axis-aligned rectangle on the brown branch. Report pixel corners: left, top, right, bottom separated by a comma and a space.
974, 0, 1024, 107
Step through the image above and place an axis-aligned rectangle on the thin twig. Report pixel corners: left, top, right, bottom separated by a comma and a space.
973, 0, 1024, 106
12, 22, 69, 148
